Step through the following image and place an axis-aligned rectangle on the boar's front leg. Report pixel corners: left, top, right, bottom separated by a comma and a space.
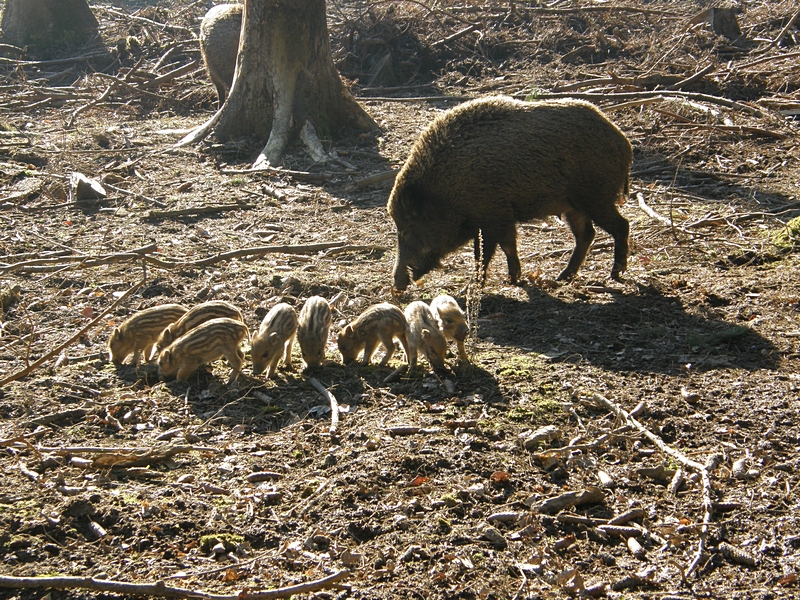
558, 209, 596, 281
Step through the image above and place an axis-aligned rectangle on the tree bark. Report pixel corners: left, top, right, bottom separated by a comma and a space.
185, 0, 376, 168
1, 0, 101, 50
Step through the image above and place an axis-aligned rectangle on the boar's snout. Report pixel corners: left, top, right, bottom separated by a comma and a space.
392, 229, 444, 291
453, 326, 468, 342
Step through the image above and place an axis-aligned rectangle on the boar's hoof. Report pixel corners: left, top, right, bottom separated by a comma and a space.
556, 269, 577, 282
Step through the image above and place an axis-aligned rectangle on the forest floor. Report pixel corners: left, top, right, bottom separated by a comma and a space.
0, 1, 799, 599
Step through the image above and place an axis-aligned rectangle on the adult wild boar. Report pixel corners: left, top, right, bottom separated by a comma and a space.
199, 3, 242, 107
388, 96, 632, 290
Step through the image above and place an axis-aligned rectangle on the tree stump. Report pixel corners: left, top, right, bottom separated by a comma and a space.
1, 0, 102, 50
182, 0, 377, 168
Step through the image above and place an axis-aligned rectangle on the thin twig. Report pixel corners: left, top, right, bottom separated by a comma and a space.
0, 570, 350, 600
103, 181, 167, 208
0, 281, 143, 388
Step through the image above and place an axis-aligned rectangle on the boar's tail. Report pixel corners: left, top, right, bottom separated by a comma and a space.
618, 174, 630, 206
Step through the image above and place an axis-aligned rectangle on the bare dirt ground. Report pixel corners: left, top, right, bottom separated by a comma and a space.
0, 1, 799, 599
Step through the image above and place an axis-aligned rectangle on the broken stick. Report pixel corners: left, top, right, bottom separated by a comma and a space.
308, 377, 339, 435
591, 393, 714, 579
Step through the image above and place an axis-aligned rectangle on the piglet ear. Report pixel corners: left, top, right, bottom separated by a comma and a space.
269, 332, 279, 342
421, 328, 432, 341
343, 324, 353, 336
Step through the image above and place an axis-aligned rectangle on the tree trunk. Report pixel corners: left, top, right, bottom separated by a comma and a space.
192, 0, 376, 168
1, 0, 101, 50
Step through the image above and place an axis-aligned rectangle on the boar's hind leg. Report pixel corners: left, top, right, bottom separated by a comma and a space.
498, 227, 522, 284
592, 206, 629, 280
559, 210, 596, 281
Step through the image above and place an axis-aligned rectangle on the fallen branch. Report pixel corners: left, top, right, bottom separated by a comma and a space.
149, 242, 348, 269
175, 105, 224, 147
145, 203, 254, 219
519, 90, 764, 117
525, 5, 685, 17
350, 169, 399, 190
93, 72, 174, 102
0, 281, 143, 389
736, 50, 800, 71
637, 192, 671, 225
432, 24, 479, 48
666, 122, 786, 140
0, 51, 111, 68
140, 61, 200, 89
308, 377, 339, 435
0, 244, 156, 274
524, 486, 605, 513
220, 167, 334, 183
0, 43, 25, 55
369, 90, 764, 117
37, 444, 221, 468
552, 72, 685, 92
755, 8, 800, 55
324, 244, 388, 257
666, 63, 715, 90
25, 408, 89, 427
0, 427, 49, 447
102, 181, 167, 208
0, 570, 350, 600
0, 242, 348, 274
604, 96, 665, 112
684, 211, 779, 229
102, 7, 197, 38
590, 394, 714, 579
383, 365, 407, 384
68, 84, 114, 128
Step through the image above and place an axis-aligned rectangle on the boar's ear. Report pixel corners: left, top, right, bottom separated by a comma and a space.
396, 185, 428, 219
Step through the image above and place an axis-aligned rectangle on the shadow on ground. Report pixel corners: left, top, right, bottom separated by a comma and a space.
476, 282, 777, 374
